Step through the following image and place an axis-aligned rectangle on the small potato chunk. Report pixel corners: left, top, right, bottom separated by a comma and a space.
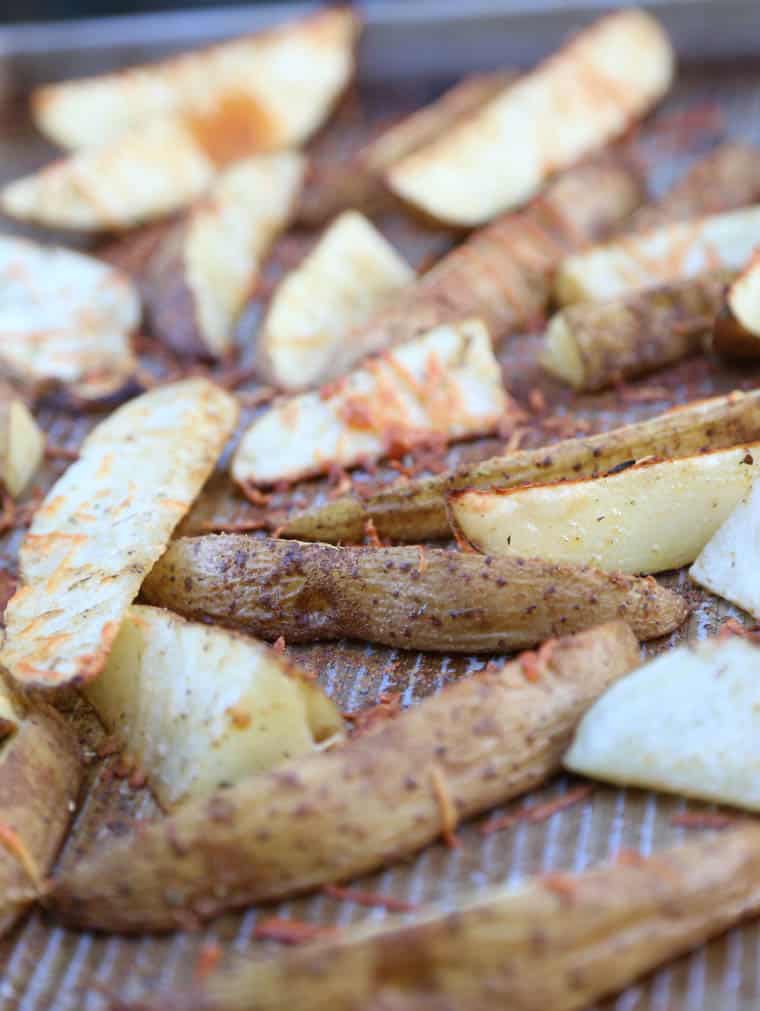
259, 211, 414, 391
713, 250, 760, 358
85, 606, 343, 808
0, 395, 45, 498
690, 479, 760, 618
566, 636, 760, 811
449, 443, 760, 574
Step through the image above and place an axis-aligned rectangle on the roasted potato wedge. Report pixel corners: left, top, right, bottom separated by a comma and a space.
33, 8, 359, 151
542, 270, 733, 391
449, 442, 760, 574
144, 152, 304, 358
50, 622, 639, 931
0, 393, 45, 498
386, 10, 672, 225
330, 156, 644, 377
555, 205, 760, 305
629, 141, 760, 232
0, 236, 138, 399
690, 478, 760, 617
142, 536, 687, 651
258, 211, 413, 390
0, 702, 81, 937
232, 319, 508, 486
297, 72, 513, 226
86, 605, 343, 809
0, 379, 238, 691
283, 389, 760, 544
163, 826, 760, 1011
713, 250, 760, 358
566, 635, 760, 810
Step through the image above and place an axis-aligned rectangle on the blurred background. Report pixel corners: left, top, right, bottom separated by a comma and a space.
3, 0, 288, 19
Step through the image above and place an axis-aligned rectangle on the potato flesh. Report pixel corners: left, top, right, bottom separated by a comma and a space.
32, 8, 359, 151
232, 320, 507, 486
85, 605, 343, 808
50, 622, 639, 931
450, 443, 760, 574
386, 10, 672, 225
0, 677, 18, 739
556, 205, 760, 305
690, 479, 760, 618
0, 400, 45, 498
283, 389, 760, 544
0, 379, 239, 689
260, 211, 414, 390
141, 536, 688, 651
0, 236, 138, 396
194, 826, 760, 1011
566, 637, 760, 810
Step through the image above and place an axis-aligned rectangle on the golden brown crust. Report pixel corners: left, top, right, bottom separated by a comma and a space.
142, 536, 687, 650
49, 622, 638, 931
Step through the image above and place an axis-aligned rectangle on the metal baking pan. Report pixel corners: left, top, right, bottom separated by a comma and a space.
1, 3, 760, 1010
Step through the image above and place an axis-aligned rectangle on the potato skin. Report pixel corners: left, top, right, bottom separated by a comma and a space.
283, 389, 760, 543
0, 704, 81, 936
142, 536, 687, 649
548, 270, 733, 392
49, 622, 638, 932
173, 825, 760, 1011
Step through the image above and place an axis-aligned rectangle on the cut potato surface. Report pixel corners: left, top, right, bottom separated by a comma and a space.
0, 379, 238, 690
32, 8, 359, 151
556, 205, 760, 305
0, 237, 138, 398
713, 249, 760, 358
0, 677, 18, 739
449, 443, 760, 574
145, 152, 304, 358
259, 211, 413, 390
0, 396, 45, 498
86, 606, 343, 808
386, 9, 672, 225
566, 637, 760, 811
233, 319, 508, 486
690, 479, 760, 618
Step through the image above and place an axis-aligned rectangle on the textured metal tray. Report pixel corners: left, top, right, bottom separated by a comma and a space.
2, 7, 760, 1011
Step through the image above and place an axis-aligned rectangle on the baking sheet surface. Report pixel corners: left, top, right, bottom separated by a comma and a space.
0, 39, 760, 1011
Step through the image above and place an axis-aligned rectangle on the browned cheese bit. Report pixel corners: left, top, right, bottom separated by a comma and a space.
161, 825, 760, 1011
322, 155, 644, 380
282, 389, 760, 544
49, 622, 638, 931
543, 269, 734, 391
142, 536, 687, 651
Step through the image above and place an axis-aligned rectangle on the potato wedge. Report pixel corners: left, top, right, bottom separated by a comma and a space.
555, 205, 760, 305
32, 8, 359, 152
0, 394, 45, 498
144, 152, 304, 358
283, 389, 760, 544
449, 443, 760, 574
297, 72, 513, 227
86, 605, 343, 809
0, 702, 81, 937
385, 10, 672, 226
0, 236, 138, 398
142, 536, 687, 651
50, 621, 638, 931
232, 319, 508, 486
0, 379, 238, 691
258, 211, 413, 390
690, 478, 760, 618
713, 250, 760, 358
326, 156, 644, 379
162, 826, 760, 1011
629, 141, 760, 232
541, 270, 733, 391
566, 636, 760, 810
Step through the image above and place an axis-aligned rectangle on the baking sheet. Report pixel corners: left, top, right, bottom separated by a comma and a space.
1, 11, 760, 1011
